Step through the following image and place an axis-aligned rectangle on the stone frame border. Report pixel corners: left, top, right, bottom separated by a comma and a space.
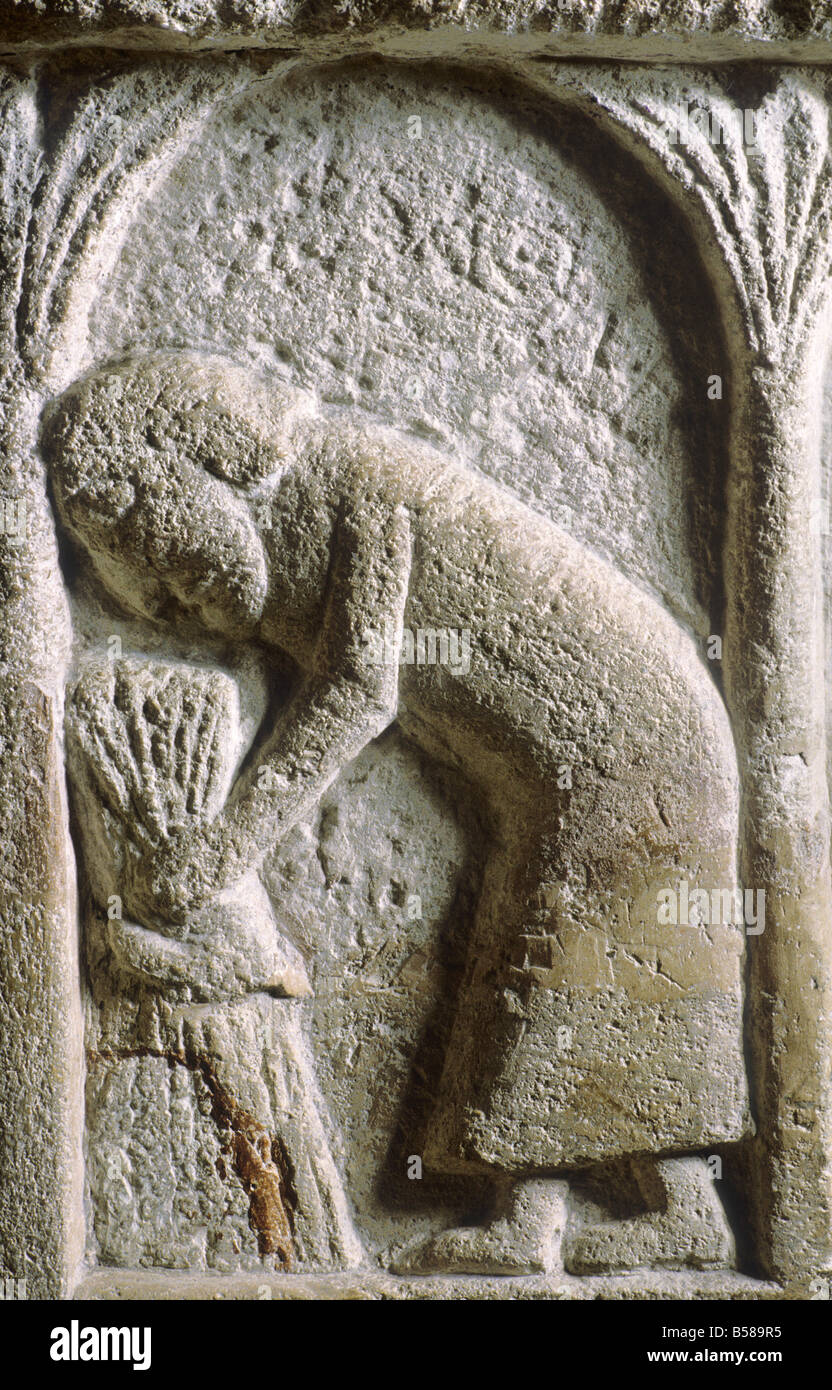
1, 14, 831, 1298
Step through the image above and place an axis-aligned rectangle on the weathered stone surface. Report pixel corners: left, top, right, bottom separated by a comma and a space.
1, 4, 832, 1304
3, 1, 832, 62
0, 679, 84, 1299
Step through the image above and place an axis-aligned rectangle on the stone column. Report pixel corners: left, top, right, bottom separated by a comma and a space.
725, 351, 832, 1282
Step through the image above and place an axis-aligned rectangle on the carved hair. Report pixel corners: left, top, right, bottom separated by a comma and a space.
41, 352, 281, 633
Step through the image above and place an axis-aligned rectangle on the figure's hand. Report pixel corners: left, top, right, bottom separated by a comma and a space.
104, 872, 312, 1003
132, 821, 240, 926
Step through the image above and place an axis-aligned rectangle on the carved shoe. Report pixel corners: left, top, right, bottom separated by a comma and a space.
390, 1178, 567, 1275
563, 1156, 736, 1274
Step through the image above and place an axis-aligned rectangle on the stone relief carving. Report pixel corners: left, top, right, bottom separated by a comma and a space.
0, 23, 831, 1301
44, 348, 747, 1277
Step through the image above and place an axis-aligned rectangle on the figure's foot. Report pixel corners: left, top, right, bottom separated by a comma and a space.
563, 1156, 735, 1274
390, 1179, 567, 1275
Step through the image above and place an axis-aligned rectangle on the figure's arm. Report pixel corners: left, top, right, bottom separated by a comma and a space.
144, 496, 412, 918
222, 497, 411, 862
103, 902, 311, 1001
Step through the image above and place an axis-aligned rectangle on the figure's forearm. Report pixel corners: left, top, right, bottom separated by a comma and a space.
213, 501, 412, 881
213, 671, 397, 878
147, 499, 412, 912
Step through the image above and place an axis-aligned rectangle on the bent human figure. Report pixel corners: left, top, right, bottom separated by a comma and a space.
44, 352, 749, 1273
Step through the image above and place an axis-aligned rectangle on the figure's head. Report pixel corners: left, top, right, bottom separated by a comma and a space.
41, 352, 296, 635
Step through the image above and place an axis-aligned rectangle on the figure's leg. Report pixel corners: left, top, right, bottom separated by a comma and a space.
393, 823, 571, 1274
563, 1155, 736, 1273
391, 1177, 568, 1275
423, 820, 561, 1176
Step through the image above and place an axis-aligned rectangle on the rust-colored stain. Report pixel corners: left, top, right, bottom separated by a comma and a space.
220, 1100, 295, 1267
90, 1045, 296, 1269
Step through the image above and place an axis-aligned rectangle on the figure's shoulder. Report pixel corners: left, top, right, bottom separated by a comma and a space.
295, 408, 471, 516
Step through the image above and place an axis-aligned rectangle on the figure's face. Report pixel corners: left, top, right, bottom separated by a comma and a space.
41, 352, 292, 636
75, 459, 269, 635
